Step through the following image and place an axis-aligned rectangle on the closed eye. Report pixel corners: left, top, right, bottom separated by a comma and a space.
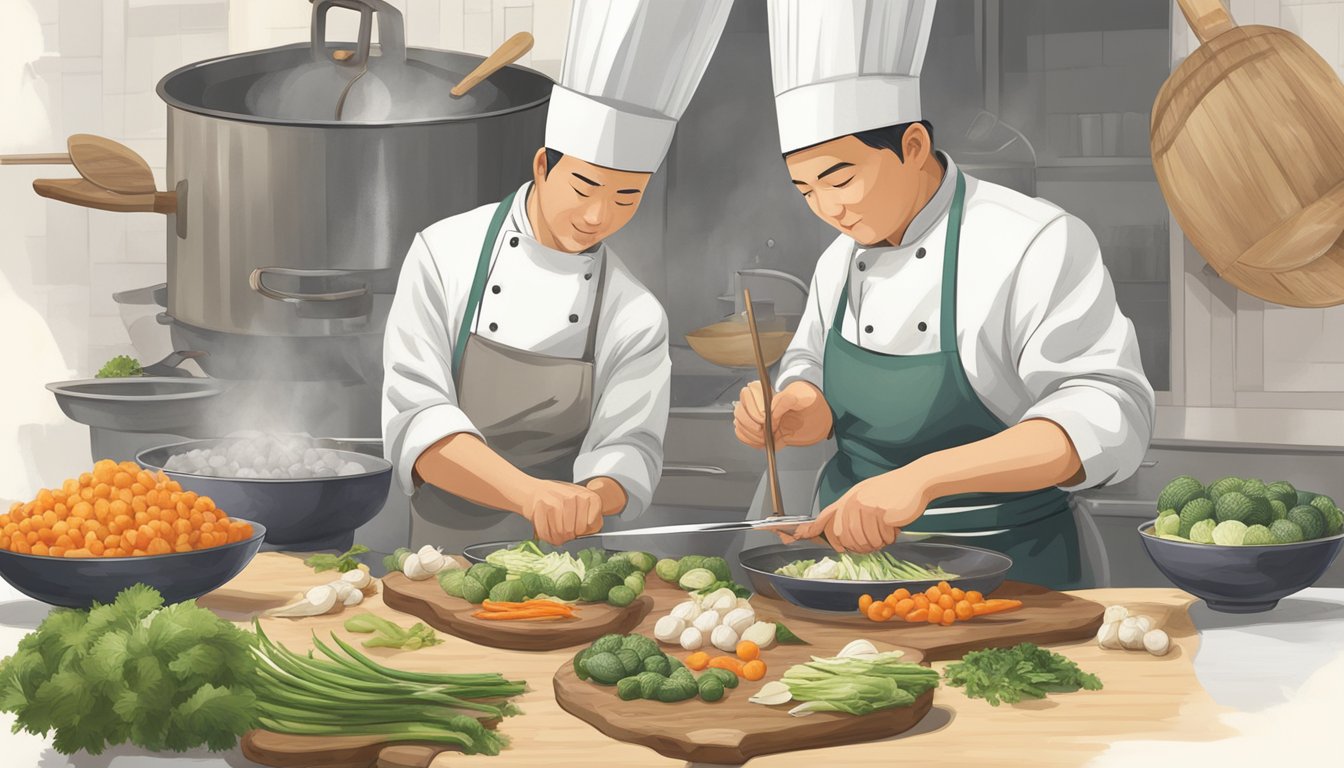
833, 176, 855, 188
615, 201, 633, 207
572, 186, 589, 198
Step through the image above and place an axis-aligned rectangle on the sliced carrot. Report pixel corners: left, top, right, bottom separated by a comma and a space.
937, 581, 952, 594
741, 659, 767, 681
906, 608, 928, 623
686, 651, 711, 671
937, 594, 955, 610
924, 586, 942, 601
927, 604, 944, 624
858, 594, 874, 613
965, 590, 985, 605
735, 641, 760, 661
912, 594, 930, 610
708, 656, 746, 674
472, 610, 573, 620
866, 601, 889, 622
954, 600, 974, 621
891, 588, 911, 601
892, 598, 915, 618
940, 609, 956, 626
971, 599, 1023, 616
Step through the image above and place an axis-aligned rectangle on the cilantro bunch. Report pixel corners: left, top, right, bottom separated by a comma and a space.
0, 585, 257, 755
95, 355, 144, 379
942, 642, 1102, 707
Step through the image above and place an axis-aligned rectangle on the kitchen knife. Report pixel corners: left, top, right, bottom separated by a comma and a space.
581, 515, 814, 539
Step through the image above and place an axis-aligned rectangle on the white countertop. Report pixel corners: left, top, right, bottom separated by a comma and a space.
1, 578, 1341, 766
1153, 405, 1344, 452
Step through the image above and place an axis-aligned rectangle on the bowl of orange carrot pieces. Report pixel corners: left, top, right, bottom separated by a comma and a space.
472, 598, 580, 621
859, 581, 1022, 625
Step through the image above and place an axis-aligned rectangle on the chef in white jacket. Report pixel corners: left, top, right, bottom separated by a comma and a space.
735, 0, 1155, 588
383, 0, 734, 548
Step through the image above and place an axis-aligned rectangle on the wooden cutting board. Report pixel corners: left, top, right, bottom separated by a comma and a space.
552, 580, 1104, 764
242, 731, 460, 768
753, 580, 1107, 662
382, 571, 653, 651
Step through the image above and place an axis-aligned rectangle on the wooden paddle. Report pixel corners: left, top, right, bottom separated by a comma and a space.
451, 32, 534, 97
743, 288, 784, 517
0, 134, 156, 194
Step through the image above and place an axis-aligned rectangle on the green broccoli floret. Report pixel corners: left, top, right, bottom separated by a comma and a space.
95, 355, 143, 378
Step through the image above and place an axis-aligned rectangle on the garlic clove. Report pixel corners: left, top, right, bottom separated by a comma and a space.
342, 588, 364, 606
1096, 620, 1123, 650
654, 615, 686, 643
679, 626, 704, 651
1118, 619, 1146, 650
740, 621, 776, 649
1143, 628, 1170, 656
722, 607, 756, 636
1103, 605, 1129, 625
402, 554, 432, 580
417, 544, 442, 561
670, 601, 701, 622
710, 624, 740, 653
838, 639, 879, 658
1132, 615, 1155, 633
692, 610, 720, 635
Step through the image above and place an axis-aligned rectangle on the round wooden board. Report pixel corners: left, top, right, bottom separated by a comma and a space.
553, 659, 933, 765
382, 571, 653, 652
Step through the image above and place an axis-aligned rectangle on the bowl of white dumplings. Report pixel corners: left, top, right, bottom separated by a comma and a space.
137, 434, 391, 546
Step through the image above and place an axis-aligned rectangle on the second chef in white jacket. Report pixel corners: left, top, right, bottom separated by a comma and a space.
383, 0, 734, 549
735, 0, 1155, 588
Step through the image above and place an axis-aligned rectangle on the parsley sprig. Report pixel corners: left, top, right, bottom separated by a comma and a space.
942, 642, 1102, 706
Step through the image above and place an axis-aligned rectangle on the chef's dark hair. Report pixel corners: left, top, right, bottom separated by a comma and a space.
544, 148, 563, 178
785, 121, 934, 161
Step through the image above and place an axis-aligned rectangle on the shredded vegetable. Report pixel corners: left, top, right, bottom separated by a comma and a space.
774, 552, 958, 581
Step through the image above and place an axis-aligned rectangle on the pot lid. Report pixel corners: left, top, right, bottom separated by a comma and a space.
157, 0, 551, 125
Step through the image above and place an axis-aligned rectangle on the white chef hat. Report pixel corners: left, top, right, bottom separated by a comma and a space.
545, 0, 734, 173
768, 0, 938, 154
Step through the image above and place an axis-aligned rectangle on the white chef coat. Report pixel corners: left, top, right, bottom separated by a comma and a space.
776, 153, 1156, 491
382, 182, 671, 519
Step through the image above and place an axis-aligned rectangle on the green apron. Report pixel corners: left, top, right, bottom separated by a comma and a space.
815, 171, 1083, 590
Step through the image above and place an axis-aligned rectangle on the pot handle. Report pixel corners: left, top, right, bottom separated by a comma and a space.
249, 267, 373, 320
310, 0, 406, 66
32, 178, 176, 214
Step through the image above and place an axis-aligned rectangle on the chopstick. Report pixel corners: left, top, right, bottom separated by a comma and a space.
743, 288, 785, 518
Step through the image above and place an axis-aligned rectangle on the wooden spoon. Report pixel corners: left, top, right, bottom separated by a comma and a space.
0, 134, 156, 195
451, 32, 534, 97
744, 288, 785, 518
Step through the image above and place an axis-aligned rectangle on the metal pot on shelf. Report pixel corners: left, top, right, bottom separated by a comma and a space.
4, 0, 550, 384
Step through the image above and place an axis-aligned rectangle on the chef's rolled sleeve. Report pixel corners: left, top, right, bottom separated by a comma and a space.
382, 233, 481, 496
776, 238, 850, 393
573, 286, 671, 521
1010, 215, 1156, 492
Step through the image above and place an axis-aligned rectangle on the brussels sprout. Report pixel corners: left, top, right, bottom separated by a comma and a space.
489, 579, 528, 604
466, 563, 506, 591
637, 671, 665, 699
625, 551, 657, 573
437, 569, 466, 598
607, 585, 637, 607
702, 557, 731, 583
584, 651, 626, 684
617, 676, 642, 701
624, 572, 645, 596
517, 572, 545, 596
655, 558, 680, 582
461, 576, 489, 604
580, 571, 623, 603
641, 654, 670, 676
615, 648, 643, 676
700, 667, 739, 689
554, 572, 582, 601
697, 675, 726, 702
591, 634, 624, 654
676, 556, 709, 580
678, 568, 716, 591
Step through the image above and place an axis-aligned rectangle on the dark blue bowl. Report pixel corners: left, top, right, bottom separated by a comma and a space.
0, 520, 265, 608
1138, 519, 1344, 613
137, 439, 392, 546
738, 542, 1012, 613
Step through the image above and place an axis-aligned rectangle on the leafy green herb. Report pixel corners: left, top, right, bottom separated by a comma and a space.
765, 649, 939, 716
304, 544, 369, 574
692, 580, 752, 599
0, 584, 257, 755
774, 622, 806, 645
942, 643, 1102, 706
95, 355, 143, 379
342, 612, 441, 650
250, 622, 522, 754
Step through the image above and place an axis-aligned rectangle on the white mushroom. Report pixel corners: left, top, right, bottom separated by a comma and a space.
1131, 615, 1155, 633
1118, 617, 1146, 650
670, 601, 701, 622
416, 545, 447, 574
722, 607, 756, 637
740, 622, 776, 649
654, 615, 686, 643
679, 626, 705, 651
692, 610, 721, 636
705, 589, 737, 613
1102, 605, 1129, 625
710, 625, 740, 653
341, 588, 364, 607
735, 598, 753, 611
1096, 620, 1123, 650
1143, 628, 1171, 657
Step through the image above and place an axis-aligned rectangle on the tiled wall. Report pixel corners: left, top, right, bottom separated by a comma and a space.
1174, 1, 1344, 396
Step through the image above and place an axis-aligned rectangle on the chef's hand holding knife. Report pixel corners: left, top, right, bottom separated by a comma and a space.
521, 476, 626, 546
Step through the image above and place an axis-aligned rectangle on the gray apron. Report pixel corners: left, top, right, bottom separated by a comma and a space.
410, 192, 607, 551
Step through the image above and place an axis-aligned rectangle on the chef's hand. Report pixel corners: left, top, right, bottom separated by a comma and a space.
734, 381, 832, 449
520, 480, 604, 546
584, 476, 628, 516
792, 469, 931, 552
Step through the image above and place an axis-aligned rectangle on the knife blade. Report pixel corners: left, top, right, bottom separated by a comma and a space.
581, 515, 814, 540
